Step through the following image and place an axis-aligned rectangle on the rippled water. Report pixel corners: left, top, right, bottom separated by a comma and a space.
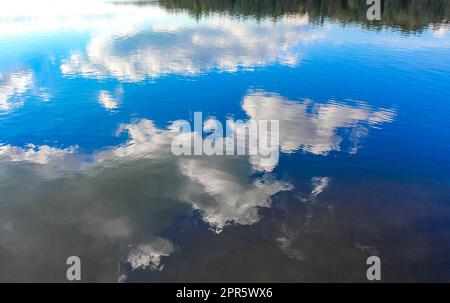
0, 0, 449, 282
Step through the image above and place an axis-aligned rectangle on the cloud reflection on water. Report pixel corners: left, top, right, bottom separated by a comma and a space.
0, 70, 53, 113
0, 71, 34, 112
0, 1, 397, 280
243, 91, 396, 171
0, 86, 396, 281
60, 13, 322, 81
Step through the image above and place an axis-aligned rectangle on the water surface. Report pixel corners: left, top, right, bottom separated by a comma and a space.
0, 0, 449, 282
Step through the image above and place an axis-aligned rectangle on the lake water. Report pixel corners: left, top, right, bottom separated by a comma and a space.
0, 0, 449, 282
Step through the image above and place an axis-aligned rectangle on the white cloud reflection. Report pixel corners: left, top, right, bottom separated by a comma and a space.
60, 12, 322, 81
98, 86, 123, 111
0, 143, 78, 167
243, 91, 395, 171
0, 91, 395, 227
0, 71, 34, 112
127, 237, 176, 272
0, 0, 179, 37
179, 159, 291, 231
0, 90, 396, 280
94, 118, 291, 232
0, 70, 53, 113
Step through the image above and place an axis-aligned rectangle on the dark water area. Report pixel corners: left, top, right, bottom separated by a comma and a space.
0, 0, 449, 282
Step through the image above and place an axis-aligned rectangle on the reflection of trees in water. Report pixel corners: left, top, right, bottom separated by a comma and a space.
157, 0, 450, 33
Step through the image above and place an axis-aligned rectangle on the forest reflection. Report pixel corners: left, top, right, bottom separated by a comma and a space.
121, 0, 450, 33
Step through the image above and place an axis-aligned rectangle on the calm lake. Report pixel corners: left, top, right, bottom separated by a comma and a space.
0, 0, 449, 282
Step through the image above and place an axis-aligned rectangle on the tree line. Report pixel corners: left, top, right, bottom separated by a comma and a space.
156, 0, 450, 33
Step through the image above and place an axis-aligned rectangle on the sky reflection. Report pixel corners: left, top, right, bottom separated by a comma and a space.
0, 0, 449, 282
59, 13, 318, 81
